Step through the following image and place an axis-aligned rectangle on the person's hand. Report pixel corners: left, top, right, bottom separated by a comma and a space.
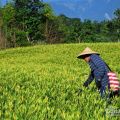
83, 81, 88, 87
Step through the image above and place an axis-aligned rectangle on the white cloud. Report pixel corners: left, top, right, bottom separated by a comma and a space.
62, 3, 76, 11
84, 0, 94, 7
87, 0, 94, 4
104, 13, 111, 20
78, 6, 86, 12
106, 0, 111, 3
61, 2, 86, 12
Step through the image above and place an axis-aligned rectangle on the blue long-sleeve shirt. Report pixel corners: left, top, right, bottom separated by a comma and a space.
85, 54, 110, 97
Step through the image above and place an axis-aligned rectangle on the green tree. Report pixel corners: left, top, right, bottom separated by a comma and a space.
1, 3, 16, 47
114, 9, 120, 42
80, 19, 95, 42
42, 3, 56, 43
13, 0, 45, 44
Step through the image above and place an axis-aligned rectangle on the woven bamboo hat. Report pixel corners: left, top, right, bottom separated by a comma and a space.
77, 47, 99, 59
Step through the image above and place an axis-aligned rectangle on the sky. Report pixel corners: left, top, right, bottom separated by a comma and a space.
1, 0, 120, 21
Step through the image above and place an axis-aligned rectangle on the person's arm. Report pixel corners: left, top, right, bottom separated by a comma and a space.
83, 71, 94, 87
94, 65, 107, 97
100, 86, 106, 98
99, 72, 108, 97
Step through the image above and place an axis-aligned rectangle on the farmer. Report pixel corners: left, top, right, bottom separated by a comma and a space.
77, 47, 120, 98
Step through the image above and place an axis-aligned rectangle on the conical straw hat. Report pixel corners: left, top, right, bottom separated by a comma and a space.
77, 47, 99, 58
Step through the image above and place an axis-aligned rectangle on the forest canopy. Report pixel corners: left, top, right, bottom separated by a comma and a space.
0, 0, 120, 48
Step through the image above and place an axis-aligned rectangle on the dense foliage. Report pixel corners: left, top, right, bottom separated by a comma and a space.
0, 0, 120, 48
0, 43, 120, 119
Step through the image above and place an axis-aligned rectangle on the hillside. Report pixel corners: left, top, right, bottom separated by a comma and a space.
1, 43, 120, 119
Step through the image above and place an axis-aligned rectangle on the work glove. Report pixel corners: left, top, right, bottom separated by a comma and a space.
83, 81, 89, 87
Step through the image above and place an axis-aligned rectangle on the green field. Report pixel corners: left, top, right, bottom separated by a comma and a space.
0, 43, 120, 120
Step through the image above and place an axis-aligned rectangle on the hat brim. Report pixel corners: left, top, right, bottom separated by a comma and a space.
77, 53, 100, 59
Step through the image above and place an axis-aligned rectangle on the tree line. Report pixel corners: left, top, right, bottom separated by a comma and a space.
0, 0, 120, 48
